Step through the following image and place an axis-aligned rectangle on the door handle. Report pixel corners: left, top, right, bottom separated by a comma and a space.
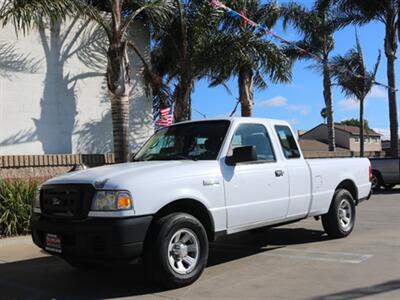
275, 170, 284, 177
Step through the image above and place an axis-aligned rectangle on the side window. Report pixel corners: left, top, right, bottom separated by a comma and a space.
275, 125, 301, 159
230, 124, 275, 162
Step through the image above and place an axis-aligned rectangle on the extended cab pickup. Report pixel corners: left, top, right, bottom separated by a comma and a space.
31, 118, 372, 287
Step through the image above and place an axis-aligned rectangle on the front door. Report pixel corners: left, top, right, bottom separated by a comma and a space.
222, 123, 289, 231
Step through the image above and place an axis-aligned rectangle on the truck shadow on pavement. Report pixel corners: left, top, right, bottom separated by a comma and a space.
0, 227, 328, 299
373, 187, 400, 195
309, 279, 400, 300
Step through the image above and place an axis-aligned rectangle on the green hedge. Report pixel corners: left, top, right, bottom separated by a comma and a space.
0, 180, 38, 237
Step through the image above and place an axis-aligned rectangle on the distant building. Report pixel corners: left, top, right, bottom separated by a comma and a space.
381, 140, 400, 157
0, 19, 153, 155
299, 123, 382, 156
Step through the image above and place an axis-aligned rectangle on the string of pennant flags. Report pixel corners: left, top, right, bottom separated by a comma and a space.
154, 0, 397, 128
209, 0, 398, 92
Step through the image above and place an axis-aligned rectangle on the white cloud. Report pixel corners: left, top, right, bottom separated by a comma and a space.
257, 96, 288, 107
286, 104, 311, 116
368, 86, 386, 99
337, 98, 359, 111
288, 118, 299, 126
372, 128, 400, 140
256, 96, 310, 115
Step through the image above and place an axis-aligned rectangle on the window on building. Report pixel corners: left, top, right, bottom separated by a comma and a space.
354, 137, 360, 143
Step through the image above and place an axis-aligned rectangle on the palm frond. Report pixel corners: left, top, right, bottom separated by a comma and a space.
331, 32, 380, 101
0, 0, 79, 34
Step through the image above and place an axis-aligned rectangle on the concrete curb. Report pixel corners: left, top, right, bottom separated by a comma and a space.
0, 235, 32, 246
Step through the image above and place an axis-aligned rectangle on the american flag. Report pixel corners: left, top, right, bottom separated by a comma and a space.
155, 107, 173, 128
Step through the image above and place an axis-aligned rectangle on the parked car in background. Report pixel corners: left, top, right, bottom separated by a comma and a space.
31, 118, 371, 288
370, 158, 400, 191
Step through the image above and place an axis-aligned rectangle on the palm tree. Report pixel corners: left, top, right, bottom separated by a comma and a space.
1, 0, 173, 163
282, 1, 352, 151
331, 33, 381, 157
151, 0, 221, 122
77, 0, 173, 163
208, 0, 292, 117
331, 0, 399, 156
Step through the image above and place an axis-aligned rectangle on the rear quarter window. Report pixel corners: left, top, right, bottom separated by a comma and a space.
275, 125, 301, 159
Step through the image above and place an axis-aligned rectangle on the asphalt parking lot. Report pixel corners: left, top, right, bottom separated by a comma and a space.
1, 189, 399, 300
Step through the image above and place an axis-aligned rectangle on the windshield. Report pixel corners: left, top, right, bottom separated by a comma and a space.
133, 121, 230, 161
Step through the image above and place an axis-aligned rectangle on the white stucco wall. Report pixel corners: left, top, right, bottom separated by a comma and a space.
0, 18, 153, 155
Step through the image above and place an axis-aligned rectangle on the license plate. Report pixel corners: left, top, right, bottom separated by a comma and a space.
45, 234, 62, 253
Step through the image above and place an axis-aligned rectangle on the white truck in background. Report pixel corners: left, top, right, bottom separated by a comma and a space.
31, 118, 372, 287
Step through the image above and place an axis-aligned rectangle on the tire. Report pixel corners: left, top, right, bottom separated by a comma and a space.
322, 189, 356, 239
143, 213, 209, 288
371, 171, 382, 191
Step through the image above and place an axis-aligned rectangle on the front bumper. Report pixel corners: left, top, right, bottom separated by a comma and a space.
31, 213, 153, 263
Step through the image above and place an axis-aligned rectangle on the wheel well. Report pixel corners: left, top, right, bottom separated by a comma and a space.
336, 180, 358, 204
372, 170, 383, 181
152, 199, 215, 241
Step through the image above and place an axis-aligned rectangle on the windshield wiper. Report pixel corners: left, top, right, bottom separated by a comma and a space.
133, 155, 198, 161
173, 155, 198, 161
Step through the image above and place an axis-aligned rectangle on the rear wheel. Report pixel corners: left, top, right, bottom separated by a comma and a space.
322, 189, 356, 238
371, 172, 382, 191
143, 213, 209, 288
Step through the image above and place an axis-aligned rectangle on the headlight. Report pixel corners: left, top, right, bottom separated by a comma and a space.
91, 191, 133, 211
33, 188, 41, 213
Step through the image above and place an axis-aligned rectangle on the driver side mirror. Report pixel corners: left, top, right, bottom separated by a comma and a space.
225, 146, 257, 166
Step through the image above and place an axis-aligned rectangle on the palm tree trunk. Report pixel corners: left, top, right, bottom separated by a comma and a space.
238, 67, 254, 117
385, 21, 399, 157
110, 93, 130, 163
104, 0, 131, 163
323, 62, 335, 151
107, 40, 131, 163
173, 80, 193, 122
359, 98, 364, 157
173, 0, 191, 123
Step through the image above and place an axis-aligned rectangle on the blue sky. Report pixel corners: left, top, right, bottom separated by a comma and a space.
190, 2, 399, 140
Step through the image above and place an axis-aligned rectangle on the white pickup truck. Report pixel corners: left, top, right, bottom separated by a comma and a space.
31, 118, 371, 287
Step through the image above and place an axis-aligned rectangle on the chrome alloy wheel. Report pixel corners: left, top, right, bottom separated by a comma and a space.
338, 199, 352, 231
168, 228, 200, 275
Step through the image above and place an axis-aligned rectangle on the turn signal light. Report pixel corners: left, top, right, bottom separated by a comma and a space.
117, 192, 132, 210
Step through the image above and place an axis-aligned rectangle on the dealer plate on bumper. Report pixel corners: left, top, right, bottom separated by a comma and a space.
45, 233, 62, 253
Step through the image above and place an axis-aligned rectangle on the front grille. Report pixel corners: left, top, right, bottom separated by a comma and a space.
41, 184, 95, 219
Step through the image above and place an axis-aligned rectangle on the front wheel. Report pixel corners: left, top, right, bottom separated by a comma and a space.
322, 189, 356, 238
143, 213, 209, 288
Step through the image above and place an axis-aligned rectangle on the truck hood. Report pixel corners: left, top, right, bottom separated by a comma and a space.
44, 161, 219, 189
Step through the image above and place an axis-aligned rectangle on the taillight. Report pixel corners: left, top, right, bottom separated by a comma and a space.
369, 164, 372, 182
